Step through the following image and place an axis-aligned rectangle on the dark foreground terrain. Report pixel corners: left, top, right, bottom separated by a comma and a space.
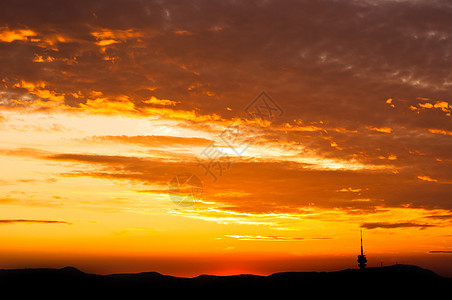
0, 264, 449, 297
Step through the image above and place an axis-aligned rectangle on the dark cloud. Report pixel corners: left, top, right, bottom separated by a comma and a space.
361, 221, 437, 229
425, 214, 452, 220
0, 0, 451, 165
1, 0, 452, 121
36, 150, 452, 213
428, 250, 452, 254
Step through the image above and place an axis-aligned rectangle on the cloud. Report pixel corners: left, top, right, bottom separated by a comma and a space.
425, 214, 452, 220
0, 0, 450, 122
142, 96, 179, 106
418, 175, 438, 182
0, 142, 447, 216
0, 145, 435, 214
91, 28, 143, 47
0, 219, 71, 225
0, 0, 451, 167
428, 250, 452, 254
0, 27, 36, 42
46, 153, 145, 164
361, 222, 437, 230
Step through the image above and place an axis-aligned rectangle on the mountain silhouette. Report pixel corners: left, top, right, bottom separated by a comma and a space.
0, 264, 449, 297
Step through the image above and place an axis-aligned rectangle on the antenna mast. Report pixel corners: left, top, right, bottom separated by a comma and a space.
360, 228, 363, 256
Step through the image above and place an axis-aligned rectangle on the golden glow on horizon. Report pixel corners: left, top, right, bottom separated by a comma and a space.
0, 107, 450, 275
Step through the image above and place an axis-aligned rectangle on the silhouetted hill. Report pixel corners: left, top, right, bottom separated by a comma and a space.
0, 264, 449, 297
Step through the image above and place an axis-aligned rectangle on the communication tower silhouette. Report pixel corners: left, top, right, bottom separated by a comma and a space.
357, 229, 367, 269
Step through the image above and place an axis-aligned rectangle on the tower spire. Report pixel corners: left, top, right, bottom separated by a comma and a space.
357, 228, 367, 269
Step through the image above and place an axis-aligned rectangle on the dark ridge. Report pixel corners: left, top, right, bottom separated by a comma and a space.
106, 271, 167, 278
60, 266, 85, 274
0, 264, 449, 296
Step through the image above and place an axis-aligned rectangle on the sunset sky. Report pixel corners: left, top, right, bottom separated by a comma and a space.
0, 0, 451, 277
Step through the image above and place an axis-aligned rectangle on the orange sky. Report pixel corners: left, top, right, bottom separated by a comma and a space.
0, 0, 451, 277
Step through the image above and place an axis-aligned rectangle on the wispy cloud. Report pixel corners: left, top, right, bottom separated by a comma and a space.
361, 222, 437, 230
425, 214, 452, 220
0, 219, 71, 225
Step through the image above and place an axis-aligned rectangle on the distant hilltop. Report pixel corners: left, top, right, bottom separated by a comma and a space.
0, 264, 449, 297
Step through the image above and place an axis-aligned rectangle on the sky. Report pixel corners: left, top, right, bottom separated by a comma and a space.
0, 0, 451, 277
